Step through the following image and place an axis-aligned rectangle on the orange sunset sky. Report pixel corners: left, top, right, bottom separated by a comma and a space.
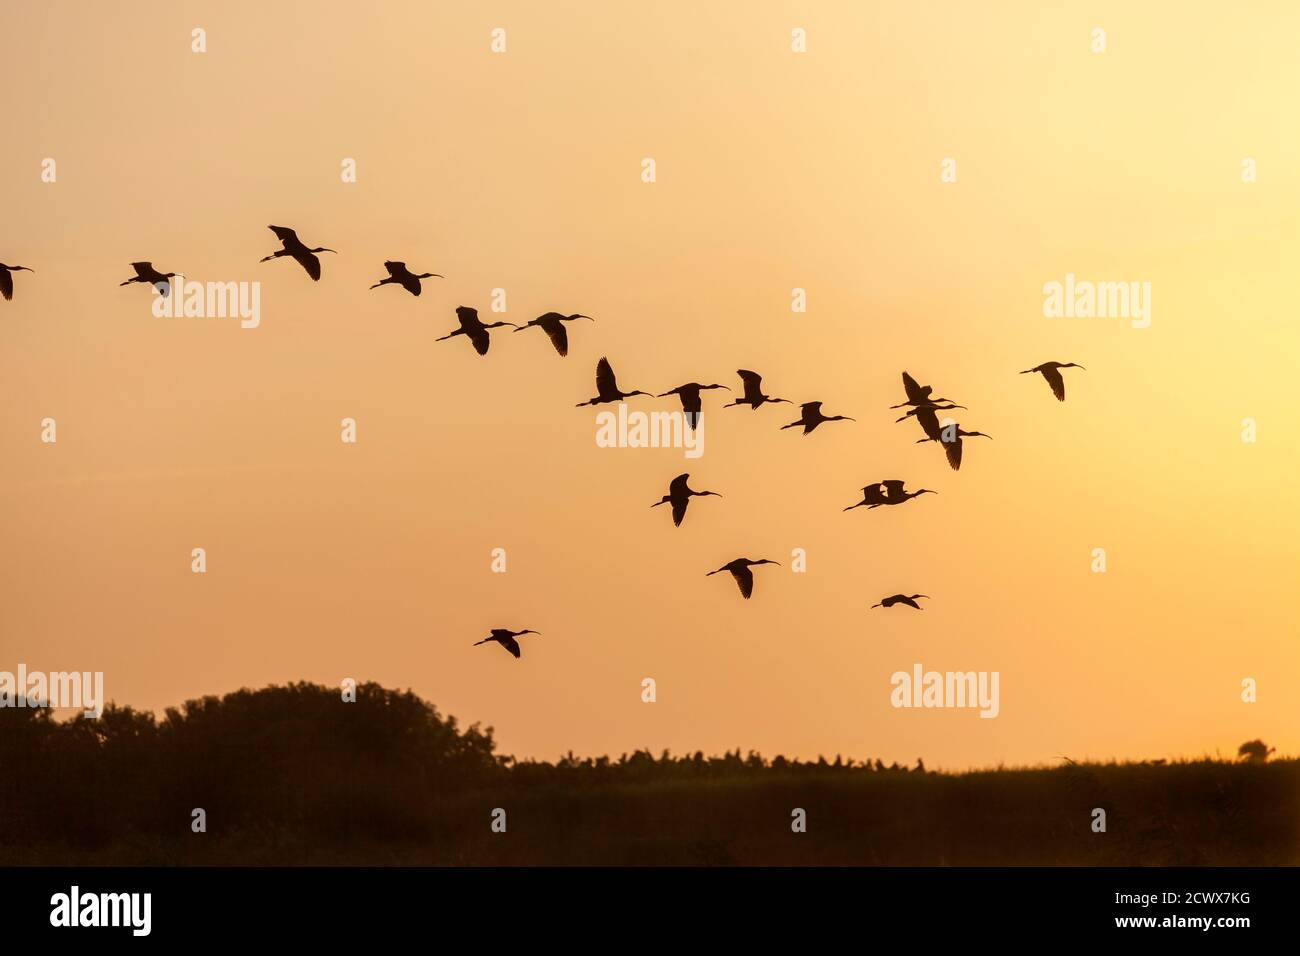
1, 1, 1297, 769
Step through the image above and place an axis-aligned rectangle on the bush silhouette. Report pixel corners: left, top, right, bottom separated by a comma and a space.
1237, 739, 1275, 763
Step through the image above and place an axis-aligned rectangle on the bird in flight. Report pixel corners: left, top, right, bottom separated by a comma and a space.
576, 357, 652, 406
917, 425, 992, 471
890, 372, 962, 410
369, 261, 442, 296
658, 382, 730, 429
707, 558, 780, 599
473, 628, 540, 659
725, 369, 792, 410
514, 312, 594, 357
652, 473, 721, 527
1021, 361, 1085, 402
436, 306, 520, 356
0, 263, 34, 301
871, 594, 930, 610
781, 401, 855, 434
897, 402, 963, 442
119, 262, 178, 295
844, 480, 936, 510
259, 225, 336, 281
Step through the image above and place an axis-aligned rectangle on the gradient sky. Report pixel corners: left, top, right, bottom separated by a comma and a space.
2, 1, 1297, 769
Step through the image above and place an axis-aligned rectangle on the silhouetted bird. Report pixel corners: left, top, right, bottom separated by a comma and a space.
652, 473, 721, 527
515, 312, 594, 357
725, 369, 791, 410
781, 401, 855, 434
0, 263, 34, 301
576, 357, 652, 406
843, 483, 888, 511
1021, 361, 1085, 402
917, 425, 992, 471
871, 593, 930, 610
472, 628, 540, 659
370, 261, 441, 296
658, 382, 730, 429
844, 479, 936, 510
707, 558, 780, 599
897, 402, 961, 442
119, 262, 177, 295
436, 306, 520, 356
890, 371, 962, 409
259, 225, 336, 281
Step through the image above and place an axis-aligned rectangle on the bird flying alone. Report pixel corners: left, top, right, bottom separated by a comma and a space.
707, 557, 780, 599
652, 473, 721, 527
515, 312, 594, 357
781, 401, 855, 435
370, 261, 442, 296
0, 263, 34, 302
436, 306, 520, 356
576, 357, 652, 406
1021, 361, 1085, 402
119, 262, 177, 296
725, 369, 791, 410
259, 225, 336, 281
844, 480, 936, 511
658, 382, 730, 430
872, 594, 930, 610
473, 628, 540, 659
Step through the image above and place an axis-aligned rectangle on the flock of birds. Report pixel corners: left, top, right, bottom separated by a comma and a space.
3, 224, 1088, 659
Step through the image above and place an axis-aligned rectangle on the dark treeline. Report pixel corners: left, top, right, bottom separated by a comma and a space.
2, 682, 1295, 865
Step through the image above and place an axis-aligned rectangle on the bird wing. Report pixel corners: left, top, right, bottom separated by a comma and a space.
384, 261, 405, 276
545, 322, 569, 356
882, 480, 906, 497
1043, 366, 1065, 401
500, 636, 521, 658
595, 357, 617, 396
0, 270, 11, 301
901, 371, 925, 402
294, 250, 322, 281
736, 369, 762, 399
668, 473, 691, 496
915, 407, 942, 440
671, 497, 688, 527
469, 327, 490, 355
132, 262, 153, 278
803, 401, 822, 414
943, 435, 963, 470
268, 225, 298, 243
731, 566, 754, 599
400, 274, 422, 296
680, 389, 702, 416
